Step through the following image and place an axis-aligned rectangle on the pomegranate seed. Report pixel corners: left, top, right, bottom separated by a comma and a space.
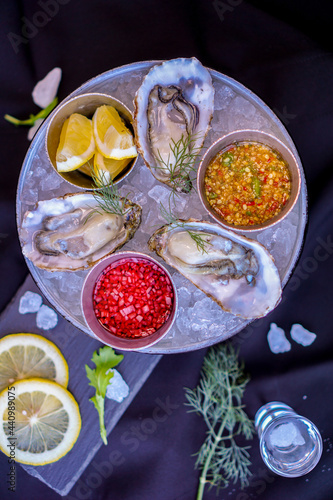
93, 258, 174, 339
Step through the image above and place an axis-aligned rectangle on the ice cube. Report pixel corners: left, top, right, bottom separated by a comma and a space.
40, 171, 62, 191
269, 422, 297, 448
106, 369, 129, 403
214, 85, 236, 110
32, 67, 62, 108
293, 430, 306, 446
290, 324, 317, 346
177, 287, 192, 308
148, 185, 172, 208
233, 96, 256, 118
19, 291, 43, 314
138, 165, 155, 189
36, 305, 58, 330
267, 323, 291, 353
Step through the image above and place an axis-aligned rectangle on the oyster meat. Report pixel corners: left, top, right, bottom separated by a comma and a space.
20, 192, 141, 271
148, 220, 282, 319
134, 58, 214, 192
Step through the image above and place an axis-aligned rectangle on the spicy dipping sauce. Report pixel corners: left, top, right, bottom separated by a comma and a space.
93, 258, 174, 339
204, 142, 291, 226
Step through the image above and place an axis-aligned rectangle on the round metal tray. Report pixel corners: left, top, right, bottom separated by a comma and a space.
16, 61, 307, 354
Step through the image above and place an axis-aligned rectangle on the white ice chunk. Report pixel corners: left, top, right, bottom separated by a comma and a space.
267, 323, 291, 353
27, 118, 44, 141
32, 67, 62, 108
106, 369, 129, 403
270, 422, 297, 448
290, 324, 317, 346
148, 185, 173, 208
36, 305, 58, 330
19, 291, 43, 314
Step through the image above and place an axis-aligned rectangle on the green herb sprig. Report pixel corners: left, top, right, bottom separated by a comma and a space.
185, 343, 255, 499
90, 166, 129, 217
156, 132, 204, 193
85, 346, 124, 445
159, 202, 210, 254
4, 97, 58, 126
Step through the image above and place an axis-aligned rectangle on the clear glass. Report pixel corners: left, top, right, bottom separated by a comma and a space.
255, 402, 322, 477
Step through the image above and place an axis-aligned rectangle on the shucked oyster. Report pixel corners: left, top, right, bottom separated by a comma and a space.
148, 220, 282, 319
134, 58, 214, 192
20, 192, 141, 271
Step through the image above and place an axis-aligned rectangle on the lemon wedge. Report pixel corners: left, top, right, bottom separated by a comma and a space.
56, 113, 95, 172
0, 333, 68, 392
92, 105, 137, 159
93, 152, 131, 184
0, 378, 81, 465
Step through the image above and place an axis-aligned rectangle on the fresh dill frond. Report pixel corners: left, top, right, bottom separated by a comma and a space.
90, 165, 129, 217
159, 202, 210, 254
156, 132, 204, 193
4, 97, 58, 126
184, 343, 255, 500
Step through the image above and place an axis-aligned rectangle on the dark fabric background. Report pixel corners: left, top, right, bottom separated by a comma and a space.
1, 1, 333, 499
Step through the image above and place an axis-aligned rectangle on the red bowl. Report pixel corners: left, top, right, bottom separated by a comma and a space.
81, 251, 178, 351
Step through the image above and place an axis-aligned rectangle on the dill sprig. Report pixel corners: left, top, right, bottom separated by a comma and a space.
90, 165, 129, 217
159, 202, 210, 254
4, 97, 58, 126
156, 132, 204, 193
184, 343, 255, 500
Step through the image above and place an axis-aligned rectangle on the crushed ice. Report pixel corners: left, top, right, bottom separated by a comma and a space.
21, 69, 301, 350
267, 323, 291, 353
290, 324, 317, 346
106, 369, 129, 403
19, 291, 43, 314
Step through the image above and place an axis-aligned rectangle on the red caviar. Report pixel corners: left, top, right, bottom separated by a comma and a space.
93, 258, 174, 339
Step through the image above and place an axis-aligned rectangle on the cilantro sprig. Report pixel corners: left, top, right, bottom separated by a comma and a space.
85, 346, 124, 445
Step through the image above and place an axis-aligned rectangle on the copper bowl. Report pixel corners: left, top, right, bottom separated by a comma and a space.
45, 92, 138, 190
197, 130, 301, 232
81, 252, 178, 351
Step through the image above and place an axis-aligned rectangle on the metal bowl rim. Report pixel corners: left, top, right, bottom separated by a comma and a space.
197, 129, 302, 233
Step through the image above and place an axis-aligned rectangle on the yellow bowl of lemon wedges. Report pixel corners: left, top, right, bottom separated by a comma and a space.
45, 93, 138, 189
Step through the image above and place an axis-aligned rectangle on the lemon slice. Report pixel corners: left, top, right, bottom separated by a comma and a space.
0, 333, 68, 392
0, 378, 81, 465
56, 113, 95, 172
93, 152, 131, 184
93, 105, 137, 159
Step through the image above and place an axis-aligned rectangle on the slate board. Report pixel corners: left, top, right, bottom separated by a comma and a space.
0, 275, 162, 496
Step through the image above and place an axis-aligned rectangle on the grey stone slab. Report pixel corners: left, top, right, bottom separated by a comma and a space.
0, 275, 162, 496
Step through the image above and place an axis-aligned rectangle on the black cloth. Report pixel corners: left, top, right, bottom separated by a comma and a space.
1, 1, 333, 499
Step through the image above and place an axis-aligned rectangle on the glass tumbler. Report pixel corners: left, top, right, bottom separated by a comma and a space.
255, 402, 323, 477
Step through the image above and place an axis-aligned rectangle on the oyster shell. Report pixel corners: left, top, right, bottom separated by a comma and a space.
134, 58, 214, 192
20, 192, 141, 271
148, 220, 282, 319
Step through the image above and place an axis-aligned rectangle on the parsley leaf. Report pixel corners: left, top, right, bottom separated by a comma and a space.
85, 346, 124, 445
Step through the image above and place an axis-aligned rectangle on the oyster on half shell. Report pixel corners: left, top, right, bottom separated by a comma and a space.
148, 220, 282, 319
134, 58, 214, 192
20, 192, 141, 271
